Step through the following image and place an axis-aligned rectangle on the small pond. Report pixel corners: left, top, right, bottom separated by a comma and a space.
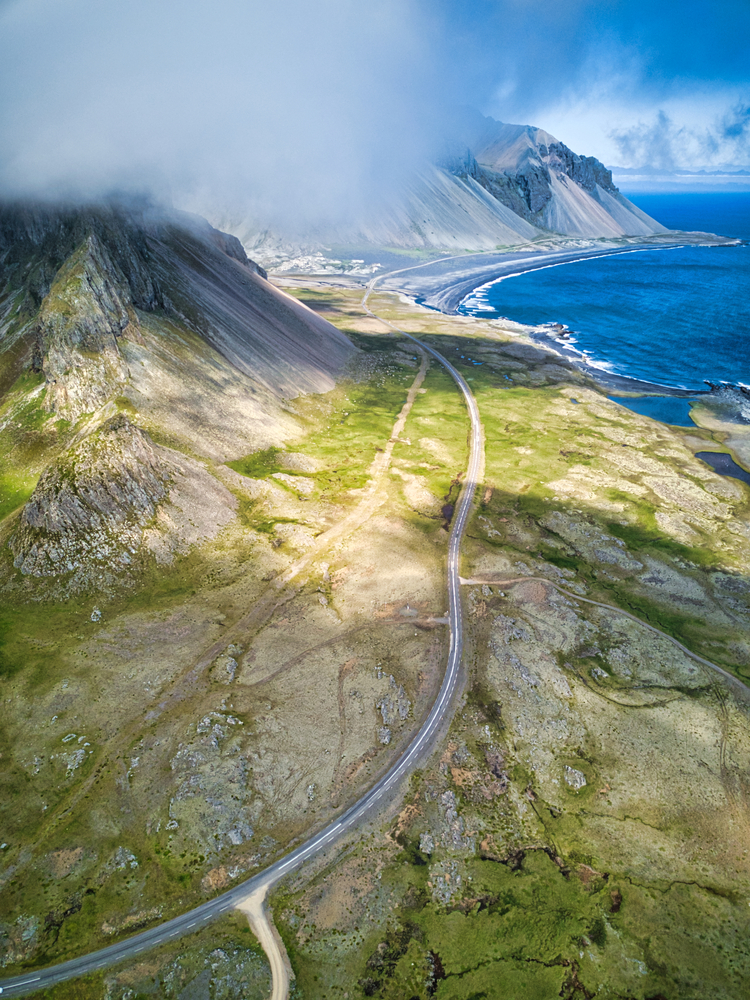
608, 395, 697, 427
696, 451, 750, 486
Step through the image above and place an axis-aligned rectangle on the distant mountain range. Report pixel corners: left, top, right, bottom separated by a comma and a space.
218, 114, 669, 266
609, 165, 750, 192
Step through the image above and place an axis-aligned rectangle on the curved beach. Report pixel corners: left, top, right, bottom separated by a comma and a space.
377, 231, 735, 314
376, 231, 737, 397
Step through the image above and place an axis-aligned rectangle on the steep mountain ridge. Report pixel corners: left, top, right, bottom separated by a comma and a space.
35, 233, 133, 419
0, 201, 357, 593
464, 118, 667, 237
220, 114, 667, 267
0, 202, 355, 405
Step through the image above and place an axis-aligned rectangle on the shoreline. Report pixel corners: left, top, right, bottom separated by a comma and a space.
376, 231, 737, 314
374, 232, 738, 399
528, 327, 705, 397
273, 230, 740, 400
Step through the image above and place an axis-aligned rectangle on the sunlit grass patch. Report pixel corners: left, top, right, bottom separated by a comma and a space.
229, 347, 429, 510
0, 466, 38, 522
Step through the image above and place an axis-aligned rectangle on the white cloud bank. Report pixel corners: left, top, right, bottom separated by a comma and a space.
0, 0, 446, 222
1, 0, 747, 212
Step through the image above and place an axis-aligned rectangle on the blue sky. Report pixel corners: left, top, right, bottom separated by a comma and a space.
437, 0, 750, 171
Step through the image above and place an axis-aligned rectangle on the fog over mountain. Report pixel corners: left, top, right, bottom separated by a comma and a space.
0, 0, 747, 215
0, 0, 448, 224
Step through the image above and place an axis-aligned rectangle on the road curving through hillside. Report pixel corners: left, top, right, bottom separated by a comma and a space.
0, 280, 484, 999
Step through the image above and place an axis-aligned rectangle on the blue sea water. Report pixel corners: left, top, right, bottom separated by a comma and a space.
458, 192, 750, 392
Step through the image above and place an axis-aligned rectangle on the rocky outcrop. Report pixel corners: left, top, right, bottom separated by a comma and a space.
8, 413, 238, 592
169, 710, 258, 854
467, 141, 616, 223
34, 234, 133, 419
465, 117, 667, 238
9, 414, 170, 581
471, 165, 553, 222
547, 142, 617, 194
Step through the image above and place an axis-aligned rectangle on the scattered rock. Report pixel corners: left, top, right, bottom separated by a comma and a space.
0, 915, 39, 967
169, 714, 256, 853
419, 833, 435, 855
101, 907, 161, 936
212, 646, 242, 684
429, 859, 462, 906
564, 766, 587, 791
376, 675, 411, 727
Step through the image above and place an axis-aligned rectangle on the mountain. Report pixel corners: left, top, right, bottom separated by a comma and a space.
461, 116, 667, 238
220, 114, 667, 266
0, 200, 356, 593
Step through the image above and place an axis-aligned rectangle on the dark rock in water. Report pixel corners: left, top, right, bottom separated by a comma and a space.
705, 380, 750, 397
703, 381, 750, 423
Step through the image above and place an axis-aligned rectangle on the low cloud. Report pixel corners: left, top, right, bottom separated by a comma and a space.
0, 0, 447, 224
609, 111, 684, 171
720, 103, 750, 143
1, 0, 748, 215
610, 101, 750, 170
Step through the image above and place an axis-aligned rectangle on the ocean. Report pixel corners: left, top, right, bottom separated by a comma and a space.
458, 192, 750, 394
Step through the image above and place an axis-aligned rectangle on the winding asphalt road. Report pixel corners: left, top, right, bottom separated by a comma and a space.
0, 282, 483, 997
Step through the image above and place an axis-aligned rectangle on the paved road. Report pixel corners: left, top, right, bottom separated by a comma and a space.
0, 282, 483, 998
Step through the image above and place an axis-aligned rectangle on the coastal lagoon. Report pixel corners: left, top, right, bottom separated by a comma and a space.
459, 193, 750, 393
607, 394, 697, 426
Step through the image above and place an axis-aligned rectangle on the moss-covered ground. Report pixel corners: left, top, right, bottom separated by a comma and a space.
0, 313, 464, 980
2, 280, 750, 998
264, 284, 750, 1000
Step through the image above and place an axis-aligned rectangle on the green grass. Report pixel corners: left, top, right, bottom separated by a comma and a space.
280, 836, 750, 1000
387, 364, 471, 518
0, 369, 61, 521
472, 484, 741, 671
0, 466, 38, 522
227, 445, 285, 480
229, 346, 435, 511
606, 515, 716, 568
